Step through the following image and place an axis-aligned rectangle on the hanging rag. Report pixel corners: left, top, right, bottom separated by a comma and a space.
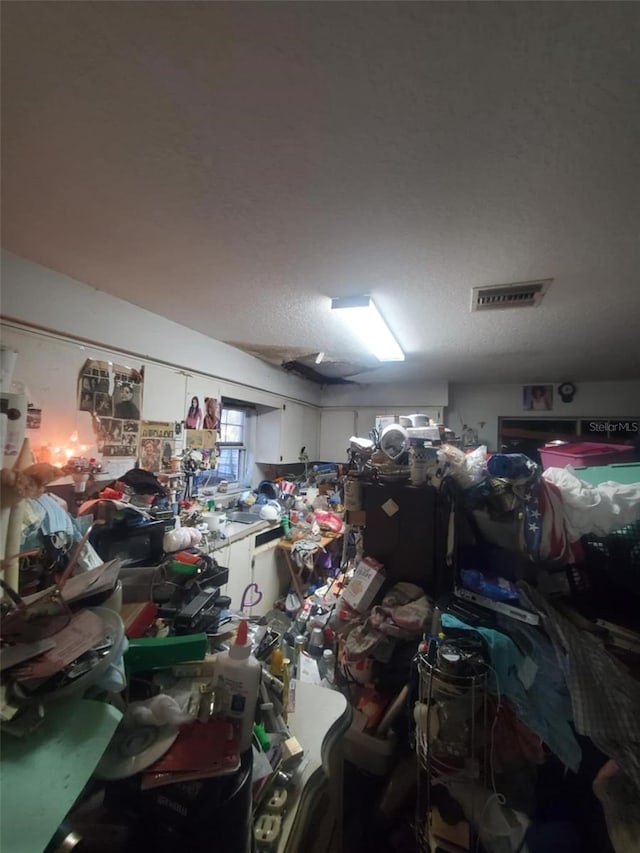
291, 539, 325, 571
519, 582, 640, 794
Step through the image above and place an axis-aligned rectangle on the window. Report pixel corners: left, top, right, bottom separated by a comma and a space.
216, 406, 247, 482
219, 407, 246, 444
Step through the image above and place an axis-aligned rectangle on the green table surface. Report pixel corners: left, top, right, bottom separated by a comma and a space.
1, 699, 122, 853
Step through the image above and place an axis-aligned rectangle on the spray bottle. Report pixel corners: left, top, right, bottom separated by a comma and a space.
215, 620, 261, 752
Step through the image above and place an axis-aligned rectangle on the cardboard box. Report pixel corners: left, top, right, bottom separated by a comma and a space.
341, 556, 385, 613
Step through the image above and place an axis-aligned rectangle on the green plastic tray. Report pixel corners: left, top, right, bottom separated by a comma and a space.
574, 461, 640, 486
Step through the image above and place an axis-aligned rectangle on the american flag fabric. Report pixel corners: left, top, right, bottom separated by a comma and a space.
487, 454, 577, 564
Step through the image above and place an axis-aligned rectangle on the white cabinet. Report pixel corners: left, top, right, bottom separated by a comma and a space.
250, 542, 288, 617
280, 402, 305, 463
140, 364, 187, 422
256, 402, 320, 464
319, 410, 356, 463
218, 530, 287, 616
255, 406, 282, 463
222, 534, 253, 611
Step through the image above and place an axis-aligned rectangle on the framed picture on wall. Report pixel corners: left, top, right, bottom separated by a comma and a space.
522, 385, 553, 411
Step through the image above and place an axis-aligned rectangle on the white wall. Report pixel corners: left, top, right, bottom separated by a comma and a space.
320, 379, 448, 409
447, 381, 640, 450
1, 251, 321, 407
317, 382, 448, 459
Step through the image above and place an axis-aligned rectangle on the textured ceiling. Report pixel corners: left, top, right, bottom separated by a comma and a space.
2, 1, 639, 384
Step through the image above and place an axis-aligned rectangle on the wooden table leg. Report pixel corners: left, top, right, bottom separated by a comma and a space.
281, 547, 305, 604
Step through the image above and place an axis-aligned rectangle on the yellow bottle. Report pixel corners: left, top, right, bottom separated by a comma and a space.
270, 647, 284, 677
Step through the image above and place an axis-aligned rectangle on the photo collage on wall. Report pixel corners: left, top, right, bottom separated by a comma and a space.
185, 428, 218, 468
184, 391, 220, 468
78, 358, 144, 457
26, 406, 42, 429
185, 395, 220, 431
139, 421, 178, 473
97, 418, 140, 458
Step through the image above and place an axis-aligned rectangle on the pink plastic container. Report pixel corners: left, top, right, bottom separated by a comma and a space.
539, 442, 636, 470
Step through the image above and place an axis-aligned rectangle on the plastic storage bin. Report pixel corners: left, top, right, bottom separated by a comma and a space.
538, 442, 636, 470
573, 462, 640, 486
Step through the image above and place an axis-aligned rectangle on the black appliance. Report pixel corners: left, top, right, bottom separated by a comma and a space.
79, 500, 165, 567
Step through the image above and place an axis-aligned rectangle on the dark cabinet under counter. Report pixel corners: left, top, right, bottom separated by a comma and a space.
254, 524, 283, 547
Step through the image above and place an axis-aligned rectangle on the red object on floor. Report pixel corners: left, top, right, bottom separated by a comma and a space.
99, 487, 124, 500
125, 601, 159, 639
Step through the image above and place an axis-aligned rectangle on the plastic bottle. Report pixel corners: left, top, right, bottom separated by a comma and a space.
308, 627, 325, 658
270, 647, 285, 677
281, 513, 292, 540
294, 635, 306, 677
321, 648, 336, 684
215, 620, 261, 752
293, 604, 311, 636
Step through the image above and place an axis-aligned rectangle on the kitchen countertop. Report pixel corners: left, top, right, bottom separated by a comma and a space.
277, 682, 351, 853
209, 517, 279, 550
207, 519, 344, 553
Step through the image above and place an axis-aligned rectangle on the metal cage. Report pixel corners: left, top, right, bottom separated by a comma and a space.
414, 653, 489, 852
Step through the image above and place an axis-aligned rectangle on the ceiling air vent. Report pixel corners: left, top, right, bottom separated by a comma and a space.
471, 279, 552, 312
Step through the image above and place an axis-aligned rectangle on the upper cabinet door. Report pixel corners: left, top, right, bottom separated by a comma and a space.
279, 401, 305, 463
319, 410, 356, 463
139, 364, 187, 422
255, 406, 284, 463
256, 402, 321, 464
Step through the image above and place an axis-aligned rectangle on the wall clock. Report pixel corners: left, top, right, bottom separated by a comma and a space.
558, 382, 576, 403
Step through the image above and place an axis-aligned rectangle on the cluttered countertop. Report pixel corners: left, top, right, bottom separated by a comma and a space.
0, 430, 448, 853
0, 444, 352, 852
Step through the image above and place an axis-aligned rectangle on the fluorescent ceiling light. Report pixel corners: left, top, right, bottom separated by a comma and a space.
330, 295, 405, 362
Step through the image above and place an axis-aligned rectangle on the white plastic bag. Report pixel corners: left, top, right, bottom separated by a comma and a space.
542, 466, 640, 540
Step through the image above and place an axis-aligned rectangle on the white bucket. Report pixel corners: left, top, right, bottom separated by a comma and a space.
201, 512, 224, 532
